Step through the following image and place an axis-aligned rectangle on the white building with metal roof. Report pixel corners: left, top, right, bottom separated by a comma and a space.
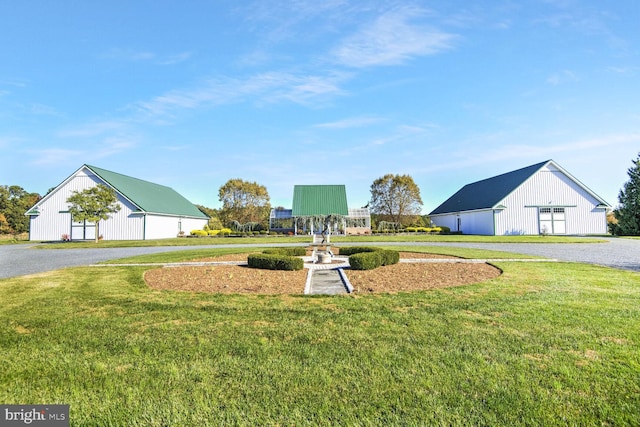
429, 160, 610, 235
26, 165, 209, 241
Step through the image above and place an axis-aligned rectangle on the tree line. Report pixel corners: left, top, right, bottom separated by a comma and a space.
199, 174, 425, 231
3, 156, 640, 237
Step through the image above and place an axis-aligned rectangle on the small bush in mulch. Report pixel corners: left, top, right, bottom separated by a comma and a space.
338, 246, 379, 256
248, 253, 304, 271
347, 248, 400, 270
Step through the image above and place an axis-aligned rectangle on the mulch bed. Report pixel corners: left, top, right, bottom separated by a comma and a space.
143, 252, 502, 295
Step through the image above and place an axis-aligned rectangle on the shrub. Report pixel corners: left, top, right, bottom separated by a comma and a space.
190, 230, 208, 237
247, 253, 303, 271
348, 248, 399, 270
438, 226, 451, 234
339, 246, 380, 256
207, 230, 220, 236
263, 247, 306, 256
349, 252, 383, 270
379, 249, 400, 266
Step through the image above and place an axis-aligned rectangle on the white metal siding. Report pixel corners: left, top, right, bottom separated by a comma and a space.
458, 210, 494, 235
29, 168, 145, 240
429, 214, 458, 233
431, 210, 494, 235
144, 215, 207, 240
29, 170, 101, 240
495, 163, 607, 235
29, 167, 208, 240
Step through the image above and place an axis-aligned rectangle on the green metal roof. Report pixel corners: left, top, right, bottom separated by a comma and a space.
85, 165, 208, 219
291, 185, 349, 216
429, 161, 549, 215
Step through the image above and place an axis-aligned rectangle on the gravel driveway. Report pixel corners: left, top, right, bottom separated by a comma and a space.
1, 237, 639, 279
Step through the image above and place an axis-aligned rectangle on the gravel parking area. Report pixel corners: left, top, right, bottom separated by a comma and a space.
417, 237, 640, 272
1, 237, 638, 279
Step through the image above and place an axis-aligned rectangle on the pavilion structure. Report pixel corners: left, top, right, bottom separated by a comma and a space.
269, 185, 371, 236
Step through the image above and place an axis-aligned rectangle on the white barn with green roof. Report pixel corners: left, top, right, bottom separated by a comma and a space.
26, 165, 209, 241
429, 160, 610, 236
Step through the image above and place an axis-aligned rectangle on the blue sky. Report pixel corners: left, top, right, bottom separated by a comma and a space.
1, 1, 638, 213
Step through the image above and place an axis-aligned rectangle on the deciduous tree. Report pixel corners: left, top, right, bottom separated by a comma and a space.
218, 179, 271, 229
369, 174, 423, 226
614, 153, 640, 235
66, 184, 121, 242
0, 185, 41, 235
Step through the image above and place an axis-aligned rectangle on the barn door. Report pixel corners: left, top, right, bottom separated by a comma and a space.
539, 207, 566, 234
71, 220, 96, 240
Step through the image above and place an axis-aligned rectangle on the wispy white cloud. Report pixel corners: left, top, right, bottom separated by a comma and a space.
99, 48, 192, 65
94, 137, 138, 159
0, 79, 28, 88
314, 116, 384, 129
421, 133, 640, 173
161, 145, 191, 152
57, 120, 130, 138
331, 6, 456, 68
534, 3, 629, 51
0, 136, 24, 149
100, 48, 155, 61
29, 148, 84, 166
134, 71, 351, 120
607, 66, 638, 75
156, 52, 193, 65
370, 123, 435, 146
546, 69, 579, 85
29, 134, 139, 166
26, 103, 62, 116
239, 0, 358, 43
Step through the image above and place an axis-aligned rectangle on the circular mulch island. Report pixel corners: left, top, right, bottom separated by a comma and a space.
143, 252, 502, 295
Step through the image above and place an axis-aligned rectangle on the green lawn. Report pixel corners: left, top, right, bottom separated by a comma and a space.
33, 233, 607, 249
1, 248, 639, 425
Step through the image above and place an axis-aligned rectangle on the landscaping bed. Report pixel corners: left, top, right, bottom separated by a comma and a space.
144, 252, 502, 294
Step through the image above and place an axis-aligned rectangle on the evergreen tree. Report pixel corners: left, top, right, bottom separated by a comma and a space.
614, 153, 640, 235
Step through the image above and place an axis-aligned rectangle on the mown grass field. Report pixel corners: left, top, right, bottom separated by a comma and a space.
32, 233, 607, 249
1, 246, 639, 425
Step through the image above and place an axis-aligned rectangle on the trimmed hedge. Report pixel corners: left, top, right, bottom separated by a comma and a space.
347, 247, 400, 270
247, 253, 304, 271
379, 249, 400, 266
262, 247, 306, 256
349, 251, 383, 270
339, 246, 380, 256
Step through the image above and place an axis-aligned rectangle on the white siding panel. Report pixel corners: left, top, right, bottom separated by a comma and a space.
430, 214, 458, 232
431, 210, 494, 235
29, 171, 102, 240
29, 169, 146, 240
458, 210, 494, 235
145, 215, 208, 239
29, 166, 209, 240
496, 164, 607, 235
